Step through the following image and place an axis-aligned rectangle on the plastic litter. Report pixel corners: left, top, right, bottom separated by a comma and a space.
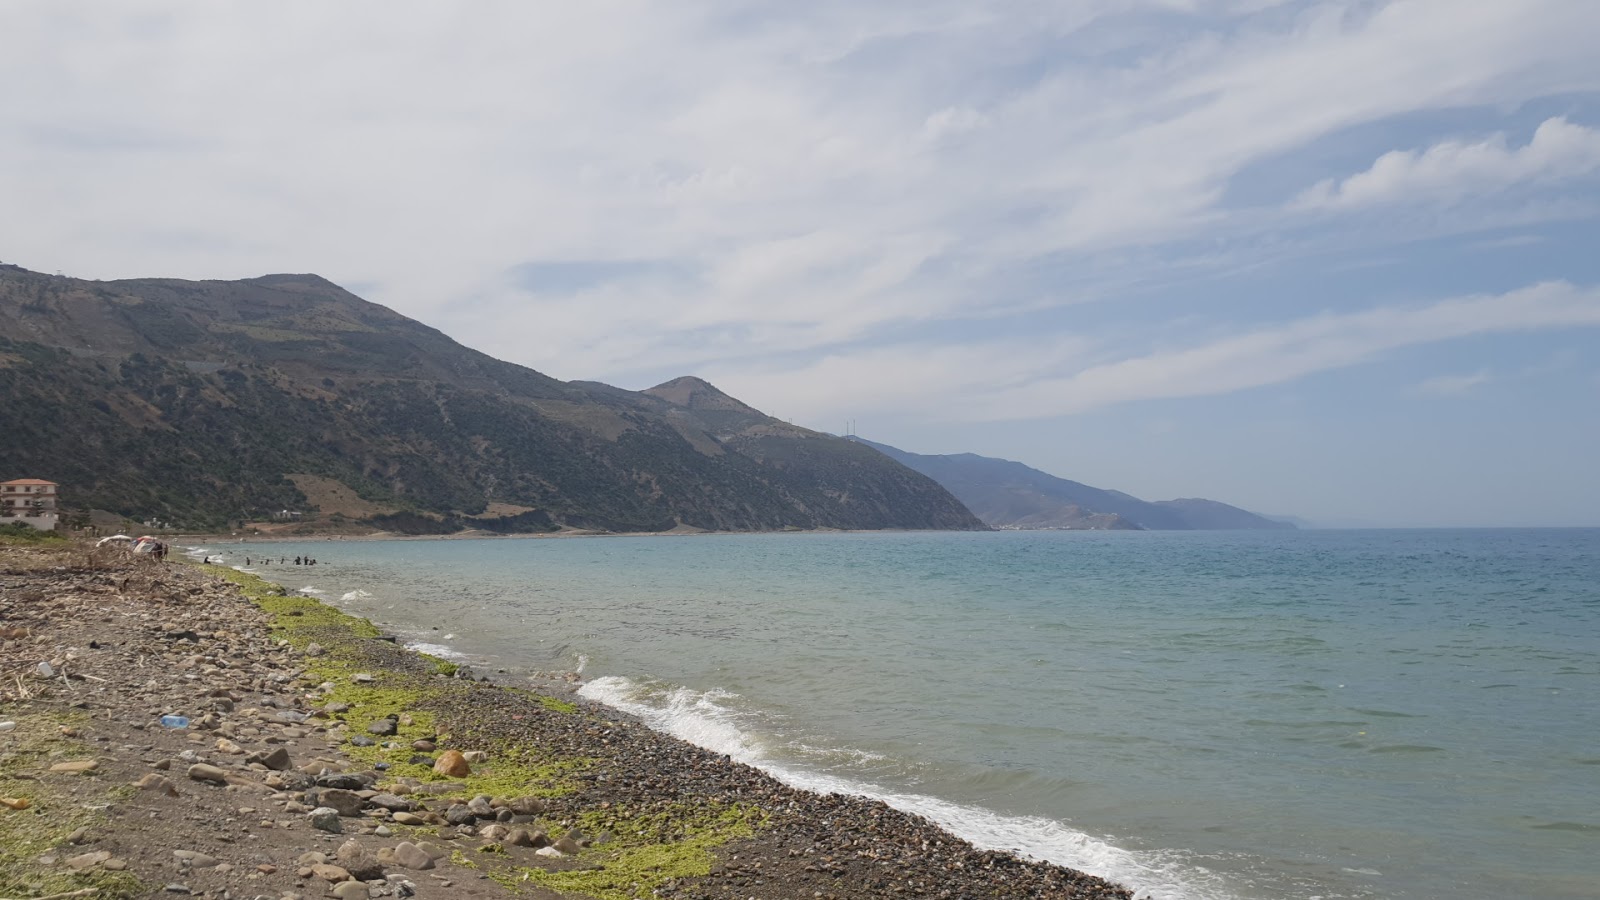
0, 721, 16, 733
36, 661, 54, 677
159, 715, 190, 729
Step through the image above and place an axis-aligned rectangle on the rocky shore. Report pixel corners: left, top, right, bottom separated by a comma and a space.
0, 541, 1131, 900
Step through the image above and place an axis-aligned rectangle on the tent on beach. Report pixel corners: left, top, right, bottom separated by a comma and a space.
131, 536, 168, 558
96, 534, 135, 548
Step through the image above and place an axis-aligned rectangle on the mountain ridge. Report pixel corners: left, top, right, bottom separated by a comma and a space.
0, 264, 984, 534
858, 438, 1292, 531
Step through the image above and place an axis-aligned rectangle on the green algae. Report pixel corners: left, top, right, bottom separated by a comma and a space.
0, 710, 144, 899
513, 804, 764, 900
194, 561, 770, 900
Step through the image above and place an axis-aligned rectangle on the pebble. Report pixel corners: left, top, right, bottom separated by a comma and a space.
66, 850, 112, 869
391, 812, 426, 826
247, 746, 292, 770
173, 849, 219, 868
314, 787, 365, 817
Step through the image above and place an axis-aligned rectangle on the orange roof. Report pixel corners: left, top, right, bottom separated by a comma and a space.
1, 479, 57, 486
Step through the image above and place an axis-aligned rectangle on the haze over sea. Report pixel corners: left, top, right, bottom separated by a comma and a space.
200, 529, 1600, 900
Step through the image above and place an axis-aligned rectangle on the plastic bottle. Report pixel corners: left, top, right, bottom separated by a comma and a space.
159, 715, 189, 729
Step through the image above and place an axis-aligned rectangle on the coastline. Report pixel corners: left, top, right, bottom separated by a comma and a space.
0, 541, 1130, 900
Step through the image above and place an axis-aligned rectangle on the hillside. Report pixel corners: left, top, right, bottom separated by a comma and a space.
0, 264, 984, 533
859, 440, 1292, 531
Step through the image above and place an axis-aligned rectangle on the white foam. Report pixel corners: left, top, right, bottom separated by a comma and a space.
407, 642, 468, 661
578, 675, 1238, 900
297, 586, 324, 595
340, 590, 373, 603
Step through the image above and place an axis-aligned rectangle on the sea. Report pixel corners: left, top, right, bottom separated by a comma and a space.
187, 529, 1600, 900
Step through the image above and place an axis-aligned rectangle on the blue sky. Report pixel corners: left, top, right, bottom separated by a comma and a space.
3, 1, 1598, 526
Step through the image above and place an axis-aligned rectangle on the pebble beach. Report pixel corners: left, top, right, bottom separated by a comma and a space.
0, 540, 1131, 900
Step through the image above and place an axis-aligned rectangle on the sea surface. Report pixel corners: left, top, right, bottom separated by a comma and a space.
191, 529, 1600, 900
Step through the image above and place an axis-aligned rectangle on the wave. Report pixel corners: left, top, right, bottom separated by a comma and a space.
577, 675, 1238, 900
406, 641, 468, 661
340, 589, 373, 603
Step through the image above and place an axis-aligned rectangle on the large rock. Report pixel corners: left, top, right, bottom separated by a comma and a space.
508, 796, 546, 816
335, 839, 384, 880
313, 788, 365, 817
392, 841, 434, 871
311, 862, 352, 882
466, 795, 494, 818
366, 793, 413, 812
432, 750, 470, 778
308, 807, 343, 834
367, 717, 398, 736
444, 804, 474, 826
185, 764, 228, 785
246, 747, 292, 771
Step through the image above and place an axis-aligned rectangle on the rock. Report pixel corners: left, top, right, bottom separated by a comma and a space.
461, 750, 488, 763
331, 882, 368, 900
173, 850, 219, 868
534, 846, 564, 858
431, 750, 470, 778
508, 796, 546, 816
315, 788, 365, 817
133, 773, 179, 796
215, 738, 245, 755
410, 739, 435, 752
478, 824, 510, 842
297, 851, 329, 866
66, 850, 112, 869
352, 673, 375, 684
308, 807, 344, 833
186, 763, 229, 785
49, 760, 99, 775
246, 747, 292, 770
348, 736, 375, 747
103, 858, 127, 871
443, 804, 474, 826
367, 718, 398, 736
163, 884, 191, 894
466, 795, 494, 818
392, 842, 434, 871
315, 773, 370, 790
506, 828, 546, 848
416, 841, 448, 860
304, 642, 326, 657
391, 812, 426, 826
552, 836, 582, 854
367, 793, 412, 812
336, 838, 385, 880
311, 862, 352, 882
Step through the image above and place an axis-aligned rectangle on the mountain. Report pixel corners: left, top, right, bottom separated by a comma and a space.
0, 264, 984, 533
858, 439, 1292, 530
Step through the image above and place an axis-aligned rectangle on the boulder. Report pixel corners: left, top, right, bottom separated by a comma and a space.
246, 746, 292, 771
392, 841, 434, 871
313, 788, 365, 817
311, 862, 352, 882
308, 807, 343, 834
186, 764, 229, 785
336, 839, 385, 880
432, 750, 470, 778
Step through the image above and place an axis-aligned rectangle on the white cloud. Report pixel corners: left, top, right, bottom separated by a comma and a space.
1296, 117, 1600, 209
719, 281, 1600, 424
0, 1, 1596, 389
1414, 371, 1493, 395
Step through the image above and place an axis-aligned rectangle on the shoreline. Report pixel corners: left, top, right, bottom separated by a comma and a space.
1, 541, 1131, 899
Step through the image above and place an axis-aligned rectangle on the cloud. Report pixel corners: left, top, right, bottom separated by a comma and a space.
1295, 117, 1600, 210
717, 281, 1600, 424
0, 1, 1597, 391
1414, 372, 1493, 395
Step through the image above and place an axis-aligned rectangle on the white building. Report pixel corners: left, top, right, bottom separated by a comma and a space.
1, 479, 60, 531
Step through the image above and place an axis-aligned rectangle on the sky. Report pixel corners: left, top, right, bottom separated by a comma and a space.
3, 1, 1599, 527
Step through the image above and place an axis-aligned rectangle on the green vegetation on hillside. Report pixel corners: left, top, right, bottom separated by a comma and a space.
0, 265, 984, 533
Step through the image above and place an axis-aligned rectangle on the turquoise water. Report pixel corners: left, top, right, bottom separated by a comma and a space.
196, 529, 1600, 900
